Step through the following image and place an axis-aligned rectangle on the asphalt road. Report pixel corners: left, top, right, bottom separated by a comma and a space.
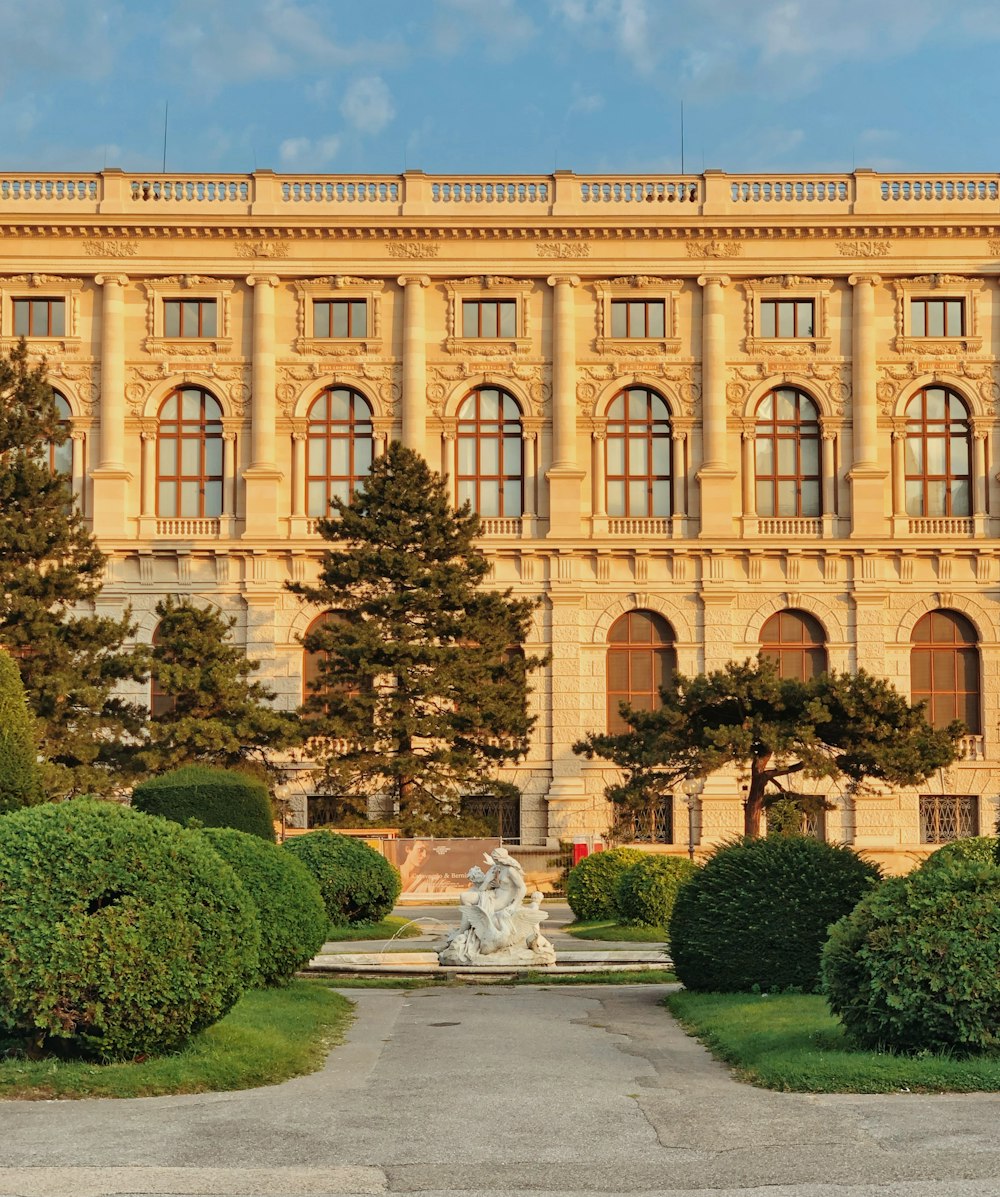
2, 983, 1000, 1197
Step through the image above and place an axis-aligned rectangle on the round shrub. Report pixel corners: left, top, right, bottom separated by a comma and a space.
616, 854, 698, 928
919, 836, 997, 871
0, 799, 259, 1060
132, 765, 275, 841
668, 836, 881, 993
822, 860, 1000, 1055
0, 648, 43, 813
566, 847, 646, 921
283, 830, 401, 924
200, 828, 329, 986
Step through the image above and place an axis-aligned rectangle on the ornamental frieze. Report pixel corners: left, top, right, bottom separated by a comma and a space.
536, 242, 590, 259
124, 361, 250, 416
82, 239, 139, 258
276, 360, 400, 417
233, 239, 290, 259
426, 361, 549, 416
727, 361, 850, 416
876, 360, 999, 415
686, 239, 741, 258
835, 239, 892, 257
385, 241, 439, 259
575, 363, 699, 417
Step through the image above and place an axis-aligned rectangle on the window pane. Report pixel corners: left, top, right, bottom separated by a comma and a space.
950, 437, 969, 475
629, 437, 648, 475
351, 300, 367, 336
911, 650, 931, 689
308, 437, 327, 475
457, 480, 475, 509
926, 481, 947, 516
651, 437, 670, 473
478, 482, 499, 516
905, 479, 924, 514
482, 303, 498, 338
329, 389, 352, 421
164, 303, 180, 337
330, 479, 351, 506
181, 302, 198, 337
611, 303, 626, 338
777, 302, 794, 337
354, 438, 373, 476
957, 649, 979, 689
457, 437, 476, 475
629, 302, 645, 336
332, 302, 348, 338
777, 438, 797, 474
181, 438, 201, 475
158, 481, 176, 515
760, 303, 776, 338
797, 301, 813, 336
951, 479, 970, 515
479, 389, 499, 420
502, 481, 521, 517
181, 390, 202, 420
628, 390, 647, 421
159, 439, 177, 476
755, 437, 773, 476
800, 481, 820, 516
203, 480, 222, 517
924, 388, 946, 419
647, 302, 665, 337
947, 300, 963, 336
499, 302, 516, 337
756, 481, 774, 515
329, 438, 350, 476
608, 651, 630, 689
911, 302, 925, 337
777, 480, 797, 516
203, 436, 222, 477
927, 302, 944, 337
180, 481, 200, 516
629, 480, 647, 514
904, 438, 922, 474
774, 389, 797, 420
201, 302, 217, 337
503, 436, 521, 474
307, 481, 327, 517
631, 653, 653, 692
925, 437, 946, 475
607, 480, 625, 515
651, 479, 670, 515
463, 302, 478, 338
313, 303, 330, 338
961, 692, 980, 732
800, 438, 818, 476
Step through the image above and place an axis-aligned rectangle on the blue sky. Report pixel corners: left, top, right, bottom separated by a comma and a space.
5, 0, 1000, 176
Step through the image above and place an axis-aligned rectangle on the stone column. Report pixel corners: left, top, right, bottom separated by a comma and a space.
592, 431, 606, 518
91, 273, 131, 537
244, 275, 282, 537
544, 590, 589, 845
140, 427, 156, 516
222, 431, 236, 520
973, 426, 988, 518
891, 423, 907, 518
70, 430, 86, 514
848, 274, 888, 535
696, 275, 735, 536
291, 430, 306, 518
546, 274, 584, 536
523, 431, 537, 518
399, 275, 430, 456
741, 428, 756, 517
821, 426, 837, 517
671, 431, 687, 519
442, 430, 456, 504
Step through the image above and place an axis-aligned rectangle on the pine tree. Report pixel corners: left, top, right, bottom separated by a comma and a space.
288, 442, 546, 831
139, 596, 301, 775
576, 657, 962, 837
0, 646, 44, 812
0, 343, 146, 796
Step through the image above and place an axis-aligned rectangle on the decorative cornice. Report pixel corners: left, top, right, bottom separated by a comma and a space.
836, 239, 892, 257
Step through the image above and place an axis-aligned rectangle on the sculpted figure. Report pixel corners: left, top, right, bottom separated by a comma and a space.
439, 847, 556, 967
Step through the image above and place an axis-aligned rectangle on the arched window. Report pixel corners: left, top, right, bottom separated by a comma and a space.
606, 610, 676, 734
911, 610, 980, 733
306, 387, 374, 517
605, 387, 672, 517
456, 387, 522, 517
759, 610, 827, 680
904, 387, 971, 516
302, 611, 337, 706
46, 391, 72, 475
150, 622, 176, 718
157, 387, 223, 517
754, 387, 820, 517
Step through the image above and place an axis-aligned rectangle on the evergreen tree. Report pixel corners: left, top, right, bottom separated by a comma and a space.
576, 657, 961, 837
139, 596, 302, 776
288, 441, 545, 830
0, 343, 145, 796
0, 646, 44, 812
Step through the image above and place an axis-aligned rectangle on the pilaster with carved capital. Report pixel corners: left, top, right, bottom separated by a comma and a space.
546, 274, 583, 535
399, 274, 430, 454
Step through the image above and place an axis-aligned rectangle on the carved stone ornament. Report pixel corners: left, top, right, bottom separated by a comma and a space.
385, 241, 439, 259
836, 240, 892, 257
234, 239, 290, 259
686, 239, 742, 258
125, 361, 250, 416
276, 360, 401, 417
576, 363, 699, 416
877, 360, 998, 416
536, 242, 590, 259
426, 362, 549, 416
48, 363, 98, 414
988, 239, 1000, 257
729, 362, 850, 416
82, 239, 139, 258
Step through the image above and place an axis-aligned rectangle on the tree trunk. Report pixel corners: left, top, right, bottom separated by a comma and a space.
743, 761, 768, 837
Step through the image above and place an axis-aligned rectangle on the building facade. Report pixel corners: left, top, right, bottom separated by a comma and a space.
10, 167, 1000, 868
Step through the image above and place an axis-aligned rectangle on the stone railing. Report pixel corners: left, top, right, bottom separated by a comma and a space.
907, 517, 974, 536
754, 517, 823, 536
155, 517, 221, 536
3, 169, 1000, 221
960, 734, 986, 761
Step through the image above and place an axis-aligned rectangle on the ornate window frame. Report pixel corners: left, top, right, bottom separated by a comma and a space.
594, 276, 682, 355
892, 275, 984, 354
293, 275, 384, 355
141, 275, 234, 355
0, 274, 84, 353
444, 277, 532, 355
741, 276, 833, 356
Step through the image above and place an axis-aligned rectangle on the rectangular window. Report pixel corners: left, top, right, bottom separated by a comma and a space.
164, 299, 217, 338
919, 794, 977, 843
610, 299, 666, 338
760, 299, 814, 338
13, 298, 66, 337
313, 299, 367, 338
462, 299, 516, 338
911, 298, 964, 338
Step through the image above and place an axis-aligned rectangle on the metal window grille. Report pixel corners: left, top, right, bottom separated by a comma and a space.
609, 801, 674, 844
919, 794, 977, 843
461, 794, 521, 844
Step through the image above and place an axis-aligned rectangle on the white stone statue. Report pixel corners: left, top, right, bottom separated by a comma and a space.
438, 846, 556, 967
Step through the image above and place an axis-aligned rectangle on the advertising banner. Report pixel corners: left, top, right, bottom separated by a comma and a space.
385, 837, 501, 895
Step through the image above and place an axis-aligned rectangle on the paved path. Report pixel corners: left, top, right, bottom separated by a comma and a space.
2, 984, 1000, 1196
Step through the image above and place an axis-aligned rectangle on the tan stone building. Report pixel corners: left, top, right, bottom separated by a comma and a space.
10, 167, 1000, 868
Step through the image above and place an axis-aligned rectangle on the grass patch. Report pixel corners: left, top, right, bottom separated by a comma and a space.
518, 968, 676, 985
563, 919, 669, 943
0, 982, 353, 1101
325, 915, 424, 942
666, 990, 1000, 1094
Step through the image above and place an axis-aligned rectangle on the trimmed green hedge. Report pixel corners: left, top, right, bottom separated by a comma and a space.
566, 847, 647, 921
0, 648, 43, 812
919, 836, 997, 871
616, 854, 698, 928
283, 830, 401, 924
823, 860, 1000, 1055
131, 765, 275, 841
200, 827, 329, 986
0, 799, 259, 1060
669, 836, 882, 993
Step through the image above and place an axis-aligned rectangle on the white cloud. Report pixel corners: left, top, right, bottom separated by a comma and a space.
279, 134, 341, 168
432, 0, 537, 60
340, 76, 395, 137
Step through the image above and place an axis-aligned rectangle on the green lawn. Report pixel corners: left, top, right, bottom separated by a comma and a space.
0, 982, 353, 1101
325, 914, 424, 942
563, 919, 669, 943
666, 990, 1000, 1094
